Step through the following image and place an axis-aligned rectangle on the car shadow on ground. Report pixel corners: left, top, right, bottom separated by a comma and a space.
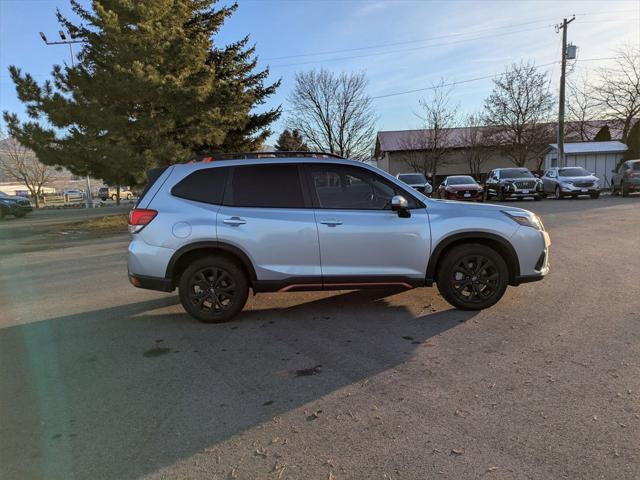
0, 289, 476, 479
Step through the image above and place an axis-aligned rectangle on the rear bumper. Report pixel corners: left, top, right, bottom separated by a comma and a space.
128, 273, 174, 292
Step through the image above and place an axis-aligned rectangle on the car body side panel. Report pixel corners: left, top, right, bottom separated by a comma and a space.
427, 199, 532, 271
314, 208, 430, 278
217, 206, 321, 279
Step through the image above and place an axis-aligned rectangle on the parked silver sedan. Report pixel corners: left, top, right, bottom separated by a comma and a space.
541, 167, 600, 199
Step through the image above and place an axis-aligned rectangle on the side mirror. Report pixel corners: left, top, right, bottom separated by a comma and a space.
391, 195, 411, 218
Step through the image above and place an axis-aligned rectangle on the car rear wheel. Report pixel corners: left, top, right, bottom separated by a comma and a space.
111, 194, 117, 201
436, 244, 509, 311
178, 256, 249, 323
590, 192, 600, 199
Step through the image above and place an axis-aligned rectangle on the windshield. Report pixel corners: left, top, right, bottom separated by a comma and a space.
500, 169, 533, 179
0, 192, 14, 199
559, 167, 589, 177
398, 174, 427, 184
448, 176, 476, 185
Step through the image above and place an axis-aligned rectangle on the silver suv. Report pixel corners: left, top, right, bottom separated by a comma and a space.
128, 154, 550, 323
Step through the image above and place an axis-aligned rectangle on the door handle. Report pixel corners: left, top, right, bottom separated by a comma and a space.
223, 216, 246, 226
320, 219, 342, 226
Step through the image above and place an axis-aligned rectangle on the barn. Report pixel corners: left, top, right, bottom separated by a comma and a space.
543, 141, 628, 188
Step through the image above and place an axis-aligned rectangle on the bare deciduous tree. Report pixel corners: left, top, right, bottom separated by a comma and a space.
566, 75, 598, 141
395, 130, 430, 176
460, 112, 490, 178
399, 80, 457, 178
0, 131, 58, 207
592, 46, 640, 142
287, 69, 376, 160
483, 61, 554, 170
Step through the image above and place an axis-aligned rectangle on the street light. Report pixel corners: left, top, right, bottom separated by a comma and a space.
38, 30, 93, 208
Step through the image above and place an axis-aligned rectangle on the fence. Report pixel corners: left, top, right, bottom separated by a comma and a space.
40, 194, 86, 207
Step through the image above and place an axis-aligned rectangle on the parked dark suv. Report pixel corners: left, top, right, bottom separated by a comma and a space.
484, 168, 544, 201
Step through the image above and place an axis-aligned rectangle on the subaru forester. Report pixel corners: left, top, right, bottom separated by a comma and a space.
128, 153, 550, 323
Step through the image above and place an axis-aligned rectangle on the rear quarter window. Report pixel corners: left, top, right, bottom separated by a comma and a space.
171, 167, 229, 205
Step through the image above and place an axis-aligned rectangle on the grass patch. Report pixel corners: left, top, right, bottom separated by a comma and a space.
80, 213, 129, 233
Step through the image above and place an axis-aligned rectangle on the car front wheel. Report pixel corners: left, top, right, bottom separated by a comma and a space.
436, 244, 509, 310
622, 182, 630, 197
178, 256, 249, 323
554, 186, 564, 200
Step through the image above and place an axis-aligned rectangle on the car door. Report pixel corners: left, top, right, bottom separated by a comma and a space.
485, 170, 498, 194
304, 163, 431, 283
542, 169, 557, 194
217, 163, 321, 281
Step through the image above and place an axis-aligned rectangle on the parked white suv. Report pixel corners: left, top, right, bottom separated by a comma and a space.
128, 153, 550, 323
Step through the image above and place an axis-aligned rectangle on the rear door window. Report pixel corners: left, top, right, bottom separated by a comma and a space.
171, 166, 229, 205
225, 164, 306, 208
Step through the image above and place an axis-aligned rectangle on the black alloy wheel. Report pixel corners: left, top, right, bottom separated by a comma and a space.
179, 256, 249, 323
437, 244, 508, 310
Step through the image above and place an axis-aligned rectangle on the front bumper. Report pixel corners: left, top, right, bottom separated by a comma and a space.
510, 227, 550, 285
559, 184, 599, 194
504, 190, 541, 198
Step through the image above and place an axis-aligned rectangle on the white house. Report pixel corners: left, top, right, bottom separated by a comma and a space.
544, 141, 628, 187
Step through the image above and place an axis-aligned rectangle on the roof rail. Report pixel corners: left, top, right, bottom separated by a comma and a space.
189, 151, 345, 163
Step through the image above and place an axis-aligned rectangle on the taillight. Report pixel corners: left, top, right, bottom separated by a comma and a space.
128, 208, 157, 233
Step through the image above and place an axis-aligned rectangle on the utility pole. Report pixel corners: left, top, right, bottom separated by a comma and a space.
555, 15, 575, 169
38, 30, 94, 208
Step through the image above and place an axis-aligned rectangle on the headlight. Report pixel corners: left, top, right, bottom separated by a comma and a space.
502, 210, 544, 230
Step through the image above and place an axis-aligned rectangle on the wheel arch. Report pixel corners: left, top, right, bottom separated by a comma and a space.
426, 232, 520, 286
166, 241, 257, 288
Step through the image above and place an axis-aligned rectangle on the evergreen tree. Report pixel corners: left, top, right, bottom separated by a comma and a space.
622, 120, 640, 161
593, 125, 611, 141
275, 129, 308, 151
3, 0, 280, 189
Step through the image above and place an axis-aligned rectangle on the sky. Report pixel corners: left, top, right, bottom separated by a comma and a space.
1, 0, 639, 144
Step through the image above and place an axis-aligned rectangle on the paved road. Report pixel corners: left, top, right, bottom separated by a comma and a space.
0, 197, 639, 479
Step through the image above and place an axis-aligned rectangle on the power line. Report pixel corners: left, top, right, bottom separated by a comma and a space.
269, 24, 555, 69
370, 56, 627, 100
264, 16, 561, 61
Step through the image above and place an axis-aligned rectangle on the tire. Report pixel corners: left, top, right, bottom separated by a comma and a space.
111, 194, 117, 201
554, 186, 563, 200
126, 193, 132, 200
611, 182, 619, 196
590, 192, 600, 199
14, 211, 26, 218
436, 243, 509, 311
178, 256, 249, 323
533, 194, 542, 201
497, 187, 506, 202
622, 182, 630, 197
